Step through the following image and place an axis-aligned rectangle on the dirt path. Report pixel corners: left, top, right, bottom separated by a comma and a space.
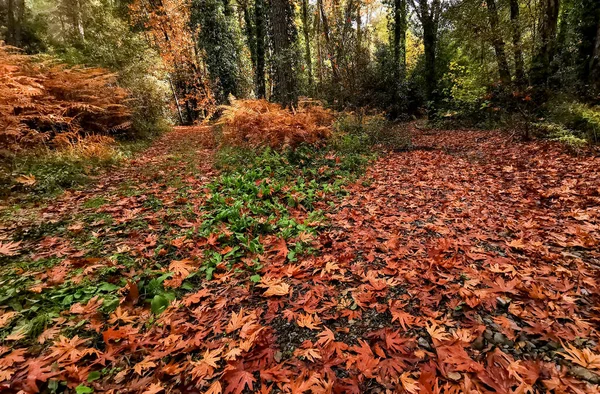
2, 127, 600, 393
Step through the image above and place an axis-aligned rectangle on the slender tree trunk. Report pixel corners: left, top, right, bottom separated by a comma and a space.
69, 0, 86, 43
486, 0, 511, 83
6, 0, 24, 47
531, 0, 560, 85
301, 0, 314, 91
269, 0, 298, 107
255, 0, 267, 98
393, 0, 407, 81
592, 18, 600, 90
510, 0, 526, 83
240, 1, 258, 92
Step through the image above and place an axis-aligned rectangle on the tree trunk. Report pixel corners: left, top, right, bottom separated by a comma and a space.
255, 0, 267, 98
486, 0, 511, 83
240, 1, 258, 92
301, 0, 314, 91
531, 0, 560, 86
393, 0, 407, 81
318, 0, 340, 84
6, 0, 24, 47
414, 0, 441, 107
69, 0, 86, 43
269, 0, 298, 107
592, 17, 600, 90
510, 0, 526, 83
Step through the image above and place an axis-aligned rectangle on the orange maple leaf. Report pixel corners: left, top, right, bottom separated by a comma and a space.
559, 343, 600, 371
263, 282, 290, 297
426, 322, 450, 342
296, 313, 322, 330
0, 241, 21, 256
134, 357, 157, 375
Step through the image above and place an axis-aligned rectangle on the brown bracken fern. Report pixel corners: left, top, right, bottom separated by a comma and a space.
0, 44, 131, 155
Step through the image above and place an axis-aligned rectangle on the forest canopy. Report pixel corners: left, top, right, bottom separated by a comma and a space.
1, 0, 598, 128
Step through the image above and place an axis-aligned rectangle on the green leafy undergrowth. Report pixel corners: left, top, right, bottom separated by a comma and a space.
0, 140, 373, 346
201, 145, 372, 278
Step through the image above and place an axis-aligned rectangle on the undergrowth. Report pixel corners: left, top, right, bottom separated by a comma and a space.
0, 128, 375, 344
0, 138, 154, 199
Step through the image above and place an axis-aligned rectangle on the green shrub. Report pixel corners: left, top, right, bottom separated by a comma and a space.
548, 102, 600, 144
333, 113, 412, 152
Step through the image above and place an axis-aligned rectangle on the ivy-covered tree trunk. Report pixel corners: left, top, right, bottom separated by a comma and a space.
510, 0, 526, 83
255, 0, 267, 98
486, 0, 511, 83
269, 0, 298, 107
192, 0, 241, 103
531, 0, 560, 86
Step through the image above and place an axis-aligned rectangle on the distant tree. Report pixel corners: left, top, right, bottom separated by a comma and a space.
191, 0, 243, 103
410, 0, 443, 110
485, 0, 511, 83
531, 0, 560, 86
509, 0, 526, 83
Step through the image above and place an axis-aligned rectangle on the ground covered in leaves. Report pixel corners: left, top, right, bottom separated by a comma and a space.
1, 126, 599, 393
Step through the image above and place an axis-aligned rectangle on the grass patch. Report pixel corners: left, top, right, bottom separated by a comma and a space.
0, 138, 155, 200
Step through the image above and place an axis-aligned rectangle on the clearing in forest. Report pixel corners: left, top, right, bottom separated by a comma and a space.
1, 126, 599, 393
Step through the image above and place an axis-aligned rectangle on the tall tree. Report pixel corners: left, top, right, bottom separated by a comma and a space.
410, 0, 443, 109
192, 0, 241, 103
531, 0, 560, 85
6, 0, 24, 47
392, 0, 407, 81
576, 0, 600, 89
270, 0, 298, 107
255, 0, 267, 98
509, 0, 525, 83
486, 0, 511, 83
300, 0, 314, 91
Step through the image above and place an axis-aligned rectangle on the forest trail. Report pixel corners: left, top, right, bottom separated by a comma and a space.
2, 126, 600, 393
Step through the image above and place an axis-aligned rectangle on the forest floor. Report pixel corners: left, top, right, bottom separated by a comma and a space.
1, 125, 600, 393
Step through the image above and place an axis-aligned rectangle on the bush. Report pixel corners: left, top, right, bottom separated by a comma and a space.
333, 112, 412, 152
534, 122, 588, 150
216, 98, 334, 150
548, 101, 600, 144
0, 45, 132, 154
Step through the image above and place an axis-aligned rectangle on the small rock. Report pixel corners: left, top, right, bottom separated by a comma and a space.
472, 336, 485, 351
274, 351, 283, 362
484, 329, 494, 341
447, 371, 462, 381
418, 337, 431, 349
570, 366, 600, 384
496, 296, 511, 307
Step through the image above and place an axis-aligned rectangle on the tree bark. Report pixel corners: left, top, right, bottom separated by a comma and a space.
6, 0, 24, 47
240, 0, 258, 93
255, 0, 267, 98
301, 0, 314, 91
531, 0, 560, 85
411, 0, 441, 108
393, 0, 407, 81
318, 0, 341, 84
510, 0, 526, 83
486, 0, 511, 83
269, 0, 298, 107
592, 17, 600, 90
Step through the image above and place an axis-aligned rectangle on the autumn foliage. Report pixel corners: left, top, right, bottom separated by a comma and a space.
0, 45, 131, 154
217, 98, 334, 149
